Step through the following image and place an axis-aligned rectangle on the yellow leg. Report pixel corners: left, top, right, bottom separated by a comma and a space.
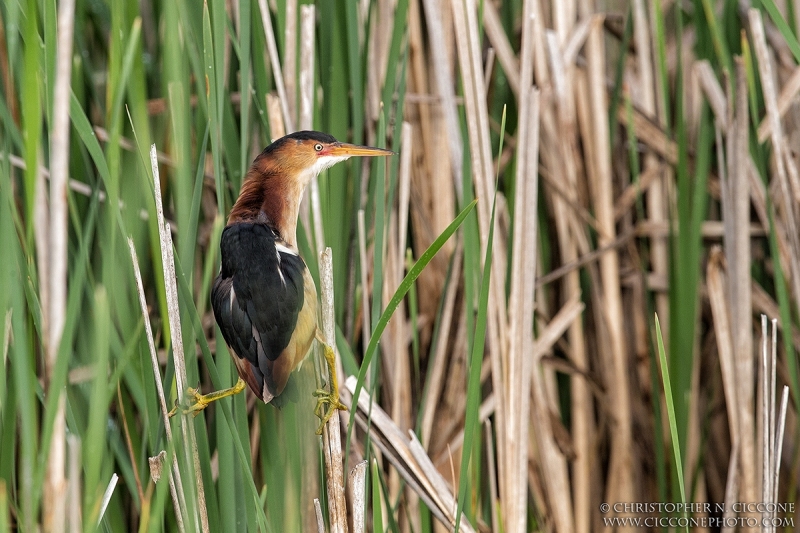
313, 339, 347, 434
168, 378, 246, 417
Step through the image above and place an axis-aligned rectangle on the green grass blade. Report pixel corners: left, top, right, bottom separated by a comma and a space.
371, 459, 384, 533
761, 0, 800, 62
456, 195, 496, 531
654, 315, 687, 532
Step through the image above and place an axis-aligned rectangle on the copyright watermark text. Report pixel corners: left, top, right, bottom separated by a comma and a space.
599, 502, 795, 529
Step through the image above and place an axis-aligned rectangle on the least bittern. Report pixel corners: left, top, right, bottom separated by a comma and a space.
172, 131, 393, 433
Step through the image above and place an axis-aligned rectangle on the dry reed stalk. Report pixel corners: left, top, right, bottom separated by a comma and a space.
613, 165, 661, 220
42, 0, 76, 529
749, 8, 800, 317
419, 243, 462, 448
539, 29, 583, 533
553, 0, 575, 43
283, 0, 297, 126
533, 296, 585, 360
404, 10, 453, 352
257, 0, 294, 132
484, 420, 499, 533
295, 0, 310, 233
357, 211, 371, 371
587, 18, 634, 510
297, 18, 321, 518
528, 294, 583, 533
760, 319, 789, 533
633, 220, 767, 238
506, 0, 537, 521
756, 64, 800, 142
449, 2, 507, 473
614, 103, 679, 165
314, 499, 325, 533
571, 54, 597, 533
704, 65, 748, 509
407, 0, 457, 285
482, 1, 520, 97
67, 435, 81, 532
728, 58, 753, 500
33, 85, 49, 386
266, 93, 285, 139
539, 161, 602, 233
633, 0, 669, 346
695, 61, 728, 128
299, 5, 326, 256
752, 284, 800, 350
128, 238, 188, 532
720, 438, 739, 533
389, 123, 414, 531
451, 0, 505, 215
746, 9, 800, 504
347, 461, 368, 533
419, 0, 463, 197
562, 16, 597, 68
529, 0, 549, 86
318, 248, 348, 533
150, 145, 208, 533
706, 246, 744, 510
97, 474, 119, 526
771, 385, 788, 514
396, 123, 412, 280
760, 316, 772, 531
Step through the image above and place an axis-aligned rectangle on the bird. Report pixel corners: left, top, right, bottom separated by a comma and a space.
172, 130, 393, 433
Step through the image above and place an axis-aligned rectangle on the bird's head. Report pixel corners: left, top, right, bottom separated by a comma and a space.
230, 131, 394, 244
257, 131, 394, 188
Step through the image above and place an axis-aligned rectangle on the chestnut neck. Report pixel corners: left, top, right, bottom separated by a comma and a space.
228, 164, 307, 248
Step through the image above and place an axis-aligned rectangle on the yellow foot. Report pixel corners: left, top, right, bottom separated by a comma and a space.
168, 378, 246, 418
314, 388, 348, 434
314, 336, 348, 435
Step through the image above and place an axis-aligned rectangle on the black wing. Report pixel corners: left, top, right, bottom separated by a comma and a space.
211, 222, 306, 397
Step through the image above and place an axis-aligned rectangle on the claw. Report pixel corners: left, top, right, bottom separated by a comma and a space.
314, 340, 348, 434
315, 389, 347, 433
168, 378, 246, 418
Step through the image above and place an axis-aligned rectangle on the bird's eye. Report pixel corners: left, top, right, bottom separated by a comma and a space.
314, 143, 323, 152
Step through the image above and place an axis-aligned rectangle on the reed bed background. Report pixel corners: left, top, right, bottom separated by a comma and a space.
2, 0, 800, 531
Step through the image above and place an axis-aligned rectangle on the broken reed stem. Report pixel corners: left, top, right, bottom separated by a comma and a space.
128, 240, 188, 533
761, 315, 771, 521
772, 386, 788, 506
319, 248, 347, 533
769, 318, 778, 490
347, 461, 368, 533
96, 474, 118, 526
314, 499, 325, 533
150, 145, 208, 533
342, 377, 476, 533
